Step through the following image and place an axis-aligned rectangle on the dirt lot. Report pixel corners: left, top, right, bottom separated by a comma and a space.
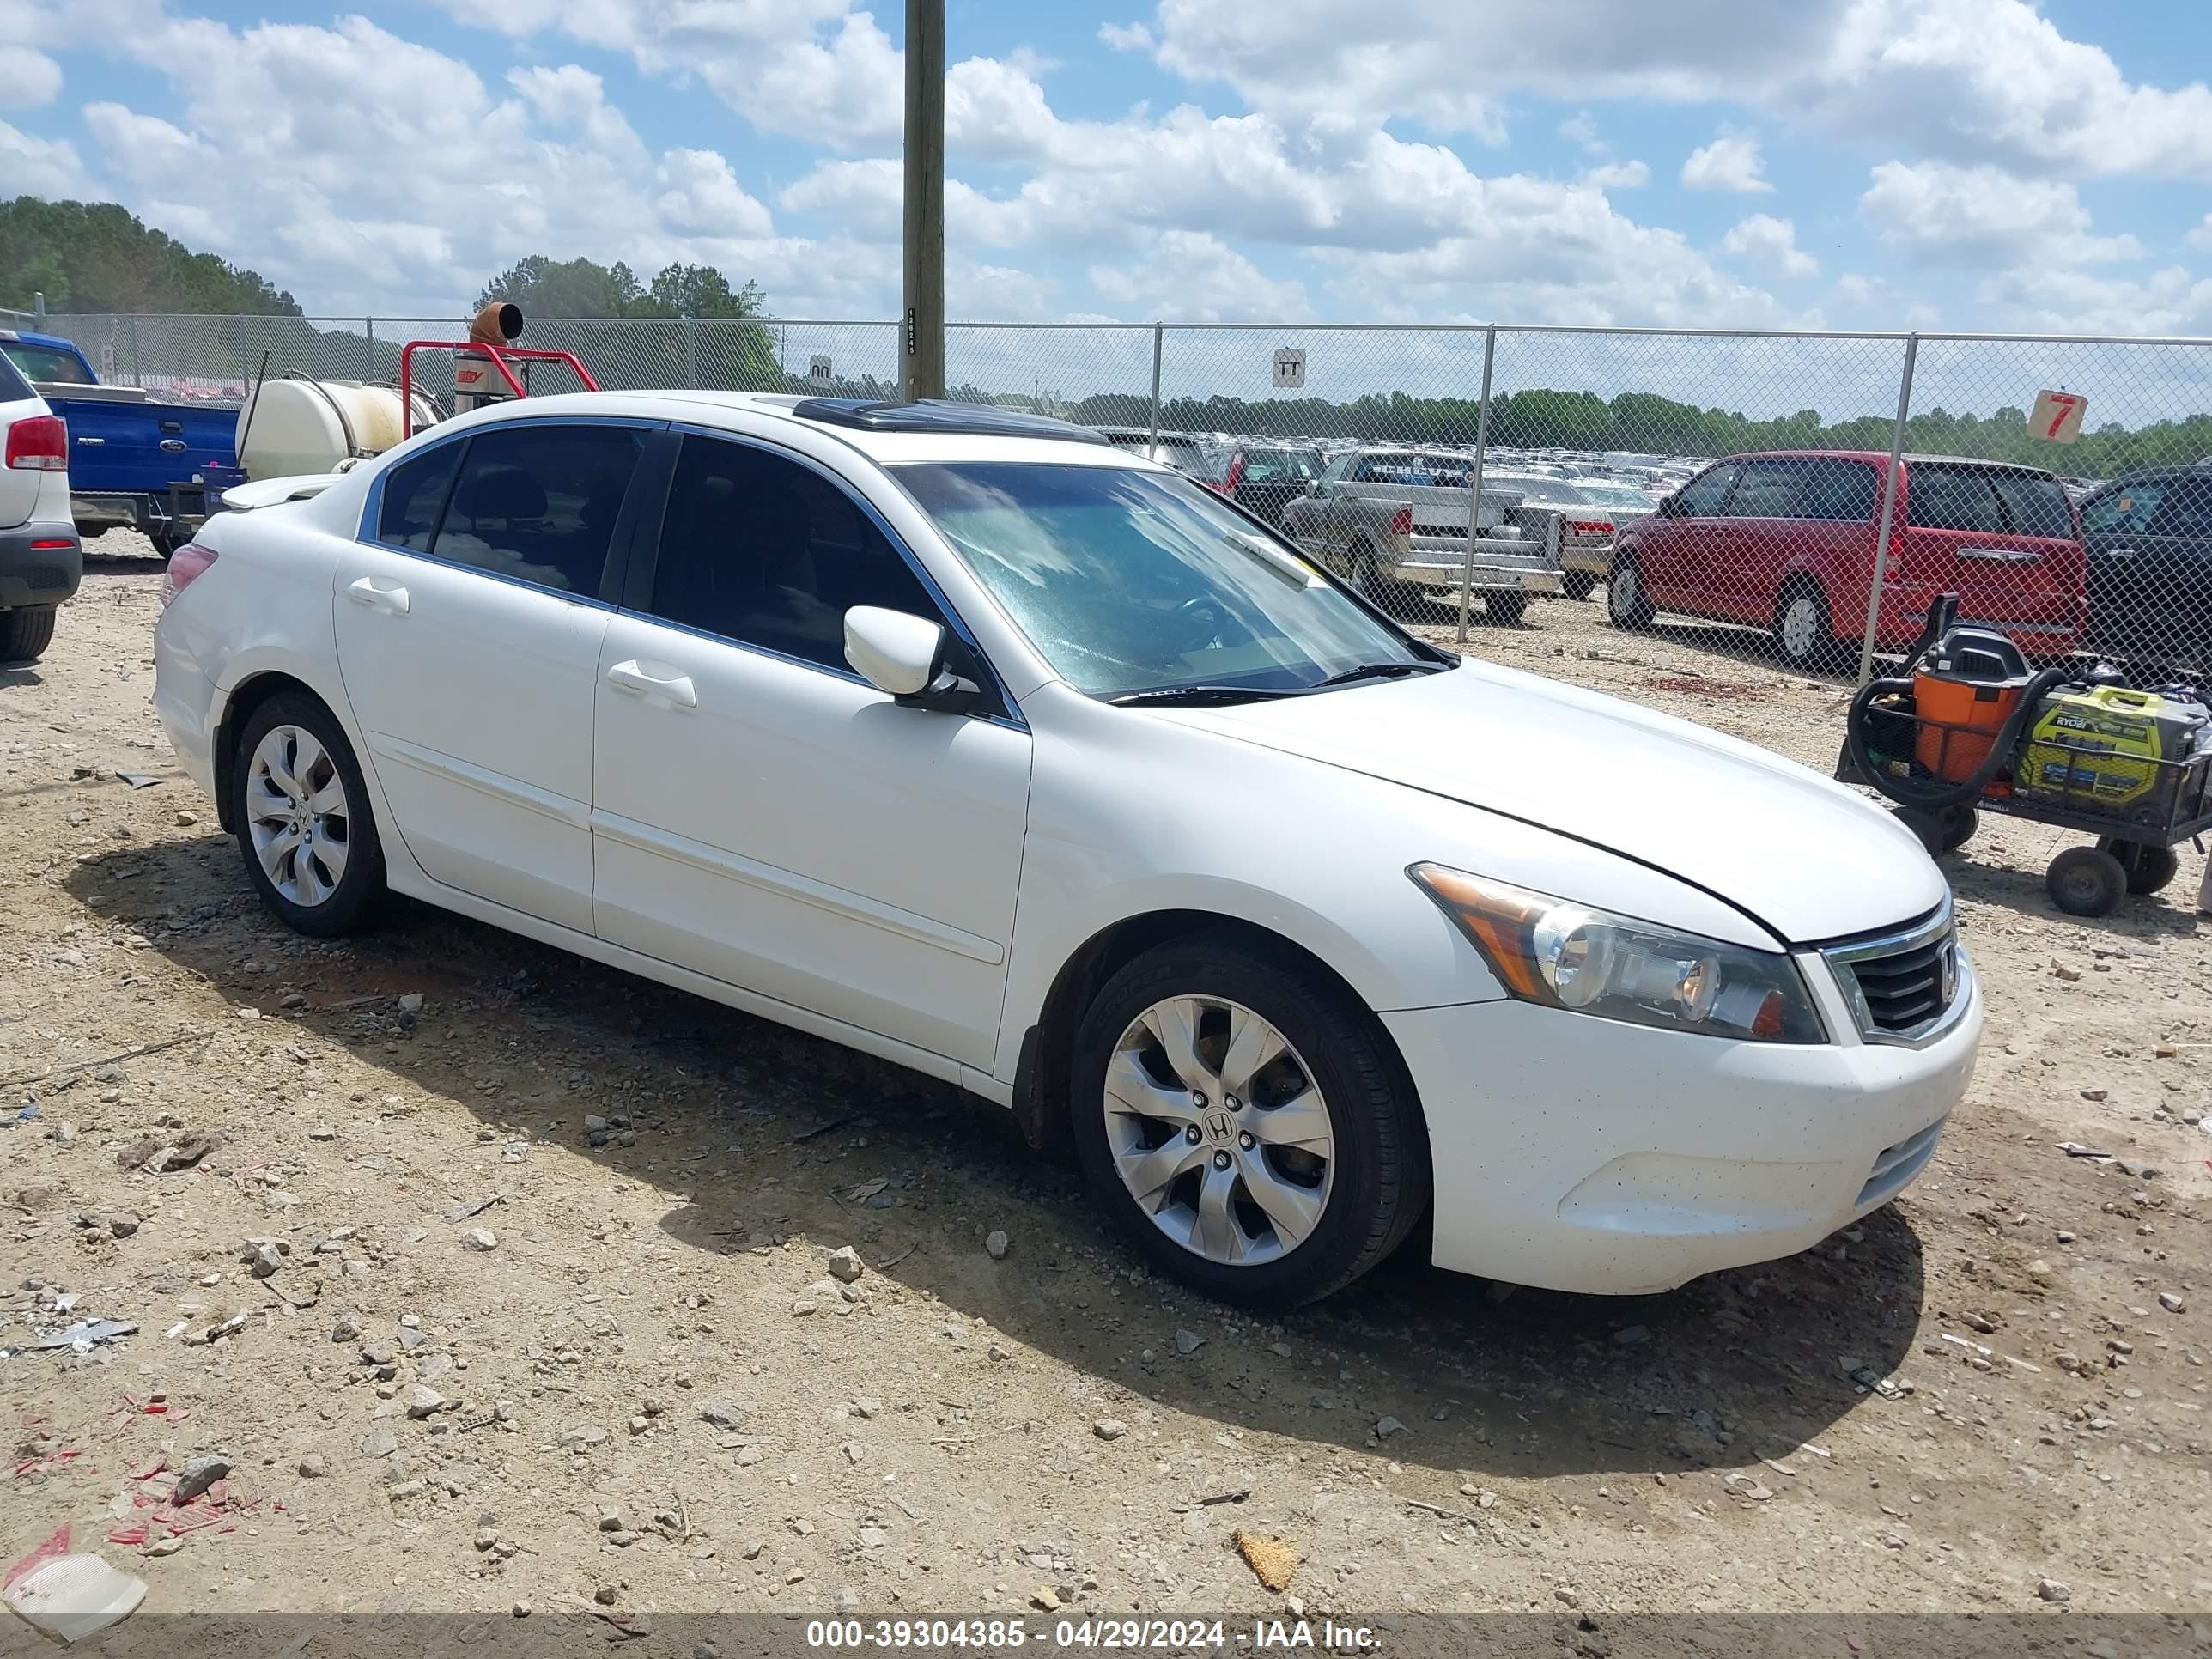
3, 546, 2209, 1626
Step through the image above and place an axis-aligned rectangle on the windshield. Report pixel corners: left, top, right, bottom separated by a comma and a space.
1488, 473, 1589, 504
1, 342, 93, 385
1239, 447, 1318, 483
897, 461, 1431, 700
1572, 483, 1657, 510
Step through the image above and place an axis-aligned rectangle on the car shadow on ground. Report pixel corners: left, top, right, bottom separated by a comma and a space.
1942, 841, 2206, 940
67, 836, 1925, 1484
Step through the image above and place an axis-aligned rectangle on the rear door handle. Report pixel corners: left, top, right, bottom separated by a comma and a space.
346, 575, 410, 615
2103, 547, 2136, 560
1959, 546, 2041, 564
605, 659, 697, 709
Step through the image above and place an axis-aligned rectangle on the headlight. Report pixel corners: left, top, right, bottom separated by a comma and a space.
1408, 864, 1826, 1044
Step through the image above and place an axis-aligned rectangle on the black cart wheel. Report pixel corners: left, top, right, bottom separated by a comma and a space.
1896, 804, 1977, 855
2097, 838, 2181, 896
2047, 846, 2128, 918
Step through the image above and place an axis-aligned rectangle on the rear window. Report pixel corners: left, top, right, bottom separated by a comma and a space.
1905, 465, 2004, 533
1, 342, 94, 386
1238, 447, 1317, 483
1987, 471, 2075, 538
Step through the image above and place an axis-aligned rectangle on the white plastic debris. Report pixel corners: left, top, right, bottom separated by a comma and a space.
3, 1553, 148, 1643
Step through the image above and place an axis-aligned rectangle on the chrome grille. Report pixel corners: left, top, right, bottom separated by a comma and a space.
1820, 902, 1966, 1046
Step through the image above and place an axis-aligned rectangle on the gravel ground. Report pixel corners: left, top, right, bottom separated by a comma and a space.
3, 543, 2208, 1625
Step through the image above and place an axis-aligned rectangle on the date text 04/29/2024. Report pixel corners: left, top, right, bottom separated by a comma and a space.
803, 1619, 1381, 1650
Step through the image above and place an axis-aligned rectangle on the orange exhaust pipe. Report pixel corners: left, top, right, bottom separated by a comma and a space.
468, 301, 523, 345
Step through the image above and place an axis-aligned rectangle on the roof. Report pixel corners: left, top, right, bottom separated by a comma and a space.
788, 397, 1107, 444
1722, 447, 2063, 478
0, 328, 81, 351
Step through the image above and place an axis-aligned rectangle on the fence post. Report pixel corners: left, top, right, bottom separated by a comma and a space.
364, 318, 375, 381
1858, 332, 1919, 684
684, 315, 699, 388
125, 314, 140, 387
1146, 322, 1164, 462
1457, 324, 1498, 645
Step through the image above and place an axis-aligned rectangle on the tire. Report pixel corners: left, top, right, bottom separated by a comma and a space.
1348, 542, 1382, 602
229, 692, 386, 937
1070, 935, 1429, 1309
1607, 555, 1654, 630
1560, 571, 1598, 601
2046, 845, 2127, 918
1774, 580, 1838, 672
2098, 838, 2180, 896
1897, 804, 1977, 854
1486, 589, 1529, 626
0, 605, 58, 663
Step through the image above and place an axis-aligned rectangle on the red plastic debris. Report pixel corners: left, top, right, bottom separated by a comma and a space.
3, 1522, 70, 1591
104, 1523, 149, 1547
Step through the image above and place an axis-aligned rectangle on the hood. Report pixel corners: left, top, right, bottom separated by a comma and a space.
1157, 659, 1944, 945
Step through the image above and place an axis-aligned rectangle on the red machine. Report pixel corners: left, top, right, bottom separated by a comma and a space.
398, 301, 598, 438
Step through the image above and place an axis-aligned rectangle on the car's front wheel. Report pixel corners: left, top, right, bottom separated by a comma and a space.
1071, 936, 1428, 1308
230, 692, 386, 936
1560, 571, 1597, 601
1607, 555, 1654, 630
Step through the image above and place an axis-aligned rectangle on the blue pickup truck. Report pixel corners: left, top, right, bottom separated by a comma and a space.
0, 328, 243, 556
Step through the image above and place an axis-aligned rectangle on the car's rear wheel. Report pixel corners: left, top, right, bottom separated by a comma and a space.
1348, 542, 1382, 601
1560, 571, 1597, 601
1486, 590, 1529, 626
1775, 580, 1839, 671
1607, 556, 1654, 630
1071, 936, 1428, 1309
0, 605, 58, 663
230, 692, 386, 937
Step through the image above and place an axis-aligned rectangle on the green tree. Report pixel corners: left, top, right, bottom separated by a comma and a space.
0, 197, 298, 315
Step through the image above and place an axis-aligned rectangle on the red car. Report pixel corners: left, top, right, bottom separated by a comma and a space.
1607, 450, 2086, 669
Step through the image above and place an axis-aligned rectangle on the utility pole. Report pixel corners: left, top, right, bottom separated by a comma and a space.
902, 0, 945, 402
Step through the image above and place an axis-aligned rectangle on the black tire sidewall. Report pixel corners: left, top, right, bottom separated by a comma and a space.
1488, 591, 1528, 625
2047, 848, 2125, 917
230, 693, 386, 936
0, 605, 57, 662
1070, 943, 1420, 1309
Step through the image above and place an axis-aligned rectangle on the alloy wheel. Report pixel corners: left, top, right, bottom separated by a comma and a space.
245, 724, 352, 907
1781, 594, 1824, 661
1103, 995, 1335, 1267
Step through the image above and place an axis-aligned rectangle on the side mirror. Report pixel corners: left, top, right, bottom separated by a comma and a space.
1656, 493, 1682, 518
844, 605, 988, 713
845, 605, 946, 697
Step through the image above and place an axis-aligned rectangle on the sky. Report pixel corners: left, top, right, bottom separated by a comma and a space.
4, 0, 2212, 345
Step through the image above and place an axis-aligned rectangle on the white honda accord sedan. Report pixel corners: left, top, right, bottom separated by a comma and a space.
153, 392, 1978, 1307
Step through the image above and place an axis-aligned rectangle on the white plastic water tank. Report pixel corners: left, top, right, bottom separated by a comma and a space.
235, 378, 442, 479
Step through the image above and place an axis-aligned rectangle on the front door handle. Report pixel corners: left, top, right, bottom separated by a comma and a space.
605, 659, 697, 708
2103, 547, 2136, 560
346, 575, 410, 615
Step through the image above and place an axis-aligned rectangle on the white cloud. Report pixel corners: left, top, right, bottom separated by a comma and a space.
1583, 160, 1649, 190
1559, 112, 1602, 154
1098, 21, 1152, 52
1681, 128, 1771, 193
1131, 0, 2212, 180
1721, 214, 1817, 278
0, 45, 63, 110
0, 116, 91, 197
1089, 229, 1311, 322
1858, 161, 2140, 270
1972, 264, 2212, 337
2188, 214, 2212, 252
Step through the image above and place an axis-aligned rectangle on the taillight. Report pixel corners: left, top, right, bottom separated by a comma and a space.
161, 542, 217, 606
1389, 506, 1413, 537
1225, 453, 1246, 491
5, 413, 67, 471
1566, 520, 1613, 535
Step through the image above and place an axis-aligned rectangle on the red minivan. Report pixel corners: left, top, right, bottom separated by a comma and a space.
1607, 450, 2086, 670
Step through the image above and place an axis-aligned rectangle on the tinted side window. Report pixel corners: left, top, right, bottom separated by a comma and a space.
2081, 482, 2161, 535
2149, 478, 2212, 538
1674, 463, 1739, 517
376, 443, 462, 550
1905, 465, 2003, 533
647, 435, 944, 674
1721, 459, 1802, 517
0, 349, 33, 402
431, 424, 642, 595
1989, 471, 2075, 538
1796, 459, 1878, 523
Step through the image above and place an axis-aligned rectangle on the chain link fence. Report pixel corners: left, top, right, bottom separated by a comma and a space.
22, 313, 2212, 695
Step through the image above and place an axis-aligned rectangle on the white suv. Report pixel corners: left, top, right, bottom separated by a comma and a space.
153, 392, 1978, 1307
0, 348, 80, 662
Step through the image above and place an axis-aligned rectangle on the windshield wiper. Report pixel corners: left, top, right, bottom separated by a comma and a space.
1106, 684, 1309, 708
1309, 661, 1445, 689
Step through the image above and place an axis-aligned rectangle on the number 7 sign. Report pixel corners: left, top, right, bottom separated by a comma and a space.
2028, 389, 2087, 443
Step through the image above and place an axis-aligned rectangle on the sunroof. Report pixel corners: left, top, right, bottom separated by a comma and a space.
789, 398, 1109, 443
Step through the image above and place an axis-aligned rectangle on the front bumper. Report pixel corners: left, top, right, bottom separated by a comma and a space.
0, 520, 82, 608
1385, 951, 1980, 1294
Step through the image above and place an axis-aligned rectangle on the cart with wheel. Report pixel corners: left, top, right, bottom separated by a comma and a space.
1838, 598, 2212, 919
